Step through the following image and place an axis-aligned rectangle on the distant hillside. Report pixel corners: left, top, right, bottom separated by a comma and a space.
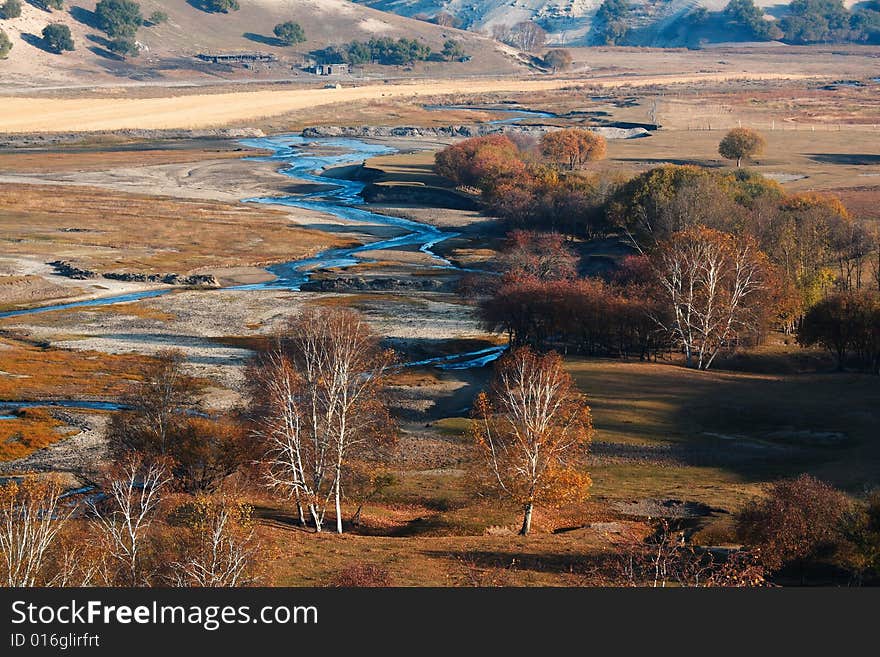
0, 0, 519, 88
354, 0, 874, 47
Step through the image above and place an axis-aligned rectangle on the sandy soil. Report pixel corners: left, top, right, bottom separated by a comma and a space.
0, 73, 813, 133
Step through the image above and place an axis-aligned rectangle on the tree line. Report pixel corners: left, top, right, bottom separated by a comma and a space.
595, 0, 880, 45
313, 36, 466, 67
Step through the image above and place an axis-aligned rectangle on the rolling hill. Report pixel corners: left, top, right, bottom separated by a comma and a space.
0, 0, 520, 89
354, 0, 870, 47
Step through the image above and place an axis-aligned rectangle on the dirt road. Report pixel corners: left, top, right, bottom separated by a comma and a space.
0, 73, 812, 134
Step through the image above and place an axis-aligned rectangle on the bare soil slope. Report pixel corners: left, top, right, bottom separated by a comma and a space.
0, 0, 518, 88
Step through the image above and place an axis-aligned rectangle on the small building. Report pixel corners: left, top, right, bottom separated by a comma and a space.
310, 63, 349, 76
196, 52, 277, 65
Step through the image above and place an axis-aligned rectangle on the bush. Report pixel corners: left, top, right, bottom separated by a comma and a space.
737, 474, 851, 573
42, 23, 73, 53
440, 38, 465, 61
0, 29, 11, 59
108, 37, 139, 58
197, 0, 239, 13
35, 0, 63, 10
543, 48, 573, 72
273, 21, 305, 45
0, 0, 22, 19
146, 10, 167, 26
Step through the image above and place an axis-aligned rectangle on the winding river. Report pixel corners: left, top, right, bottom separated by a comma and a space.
0, 105, 550, 384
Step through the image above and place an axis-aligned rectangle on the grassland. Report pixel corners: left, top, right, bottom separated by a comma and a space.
0, 74, 810, 134
0, 336, 151, 401
0, 183, 350, 275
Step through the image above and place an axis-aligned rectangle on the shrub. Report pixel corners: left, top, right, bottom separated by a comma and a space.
0, 28, 11, 59
42, 23, 74, 53
0, 0, 22, 19
146, 10, 167, 25
737, 474, 851, 572
273, 21, 305, 45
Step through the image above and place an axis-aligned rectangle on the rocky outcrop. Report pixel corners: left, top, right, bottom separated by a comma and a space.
303, 125, 486, 139
302, 124, 650, 140
49, 261, 220, 288
301, 276, 450, 293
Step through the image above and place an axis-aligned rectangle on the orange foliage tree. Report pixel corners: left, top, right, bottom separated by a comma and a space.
540, 128, 607, 170
471, 347, 593, 535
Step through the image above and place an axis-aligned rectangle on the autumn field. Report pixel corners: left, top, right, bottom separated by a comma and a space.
1, 67, 879, 589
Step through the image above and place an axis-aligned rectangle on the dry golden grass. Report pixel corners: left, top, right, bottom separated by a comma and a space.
565, 357, 880, 507
0, 183, 351, 275
0, 148, 257, 173
0, 408, 78, 462
0, 74, 809, 134
0, 336, 150, 400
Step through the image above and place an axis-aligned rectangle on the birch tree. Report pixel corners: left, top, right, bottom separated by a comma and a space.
253, 308, 396, 534
0, 477, 72, 587
653, 227, 772, 369
92, 454, 170, 586
169, 495, 260, 587
471, 347, 593, 535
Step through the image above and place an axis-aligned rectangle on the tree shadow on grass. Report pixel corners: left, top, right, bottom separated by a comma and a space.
88, 45, 123, 61
807, 153, 880, 166
243, 32, 286, 48
20, 33, 54, 54
69, 5, 100, 29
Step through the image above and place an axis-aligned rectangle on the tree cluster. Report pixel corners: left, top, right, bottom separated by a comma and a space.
491, 21, 547, 52
315, 37, 435, 66
595, 0, 630, 45
95, 0, 143, 59
798, 290, 880, 373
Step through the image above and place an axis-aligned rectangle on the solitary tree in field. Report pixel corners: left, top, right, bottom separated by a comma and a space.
543, 48, 573, 72
540, 128, 607, 170
719, 127, 766, 167
273, 21, 305, 46
253, 308, 396, 534
42, 23, 73, 53
652, 226, 773, 369
471, 347, 593, 535
0, 29, 11, 60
